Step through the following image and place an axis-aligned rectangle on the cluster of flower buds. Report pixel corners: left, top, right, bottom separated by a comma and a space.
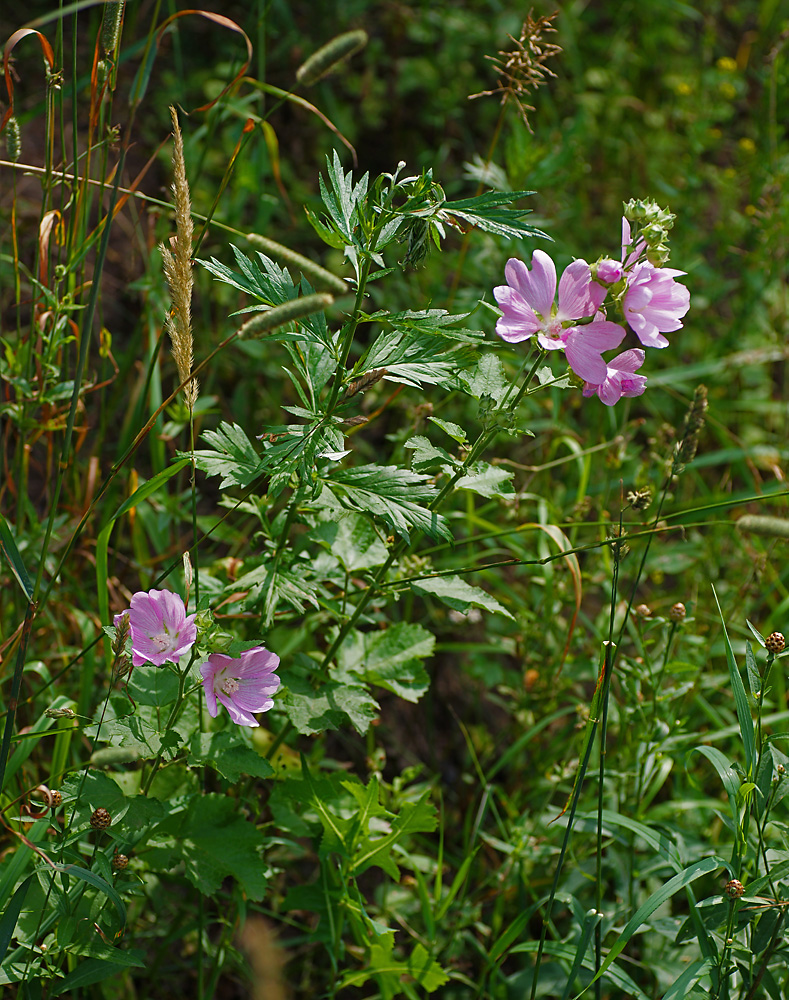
494, 199, 690, 405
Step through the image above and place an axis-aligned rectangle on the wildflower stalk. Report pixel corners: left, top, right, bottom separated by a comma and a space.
141, 655, 197, 796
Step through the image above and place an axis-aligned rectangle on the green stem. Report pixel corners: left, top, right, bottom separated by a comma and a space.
141, 657, 194, 796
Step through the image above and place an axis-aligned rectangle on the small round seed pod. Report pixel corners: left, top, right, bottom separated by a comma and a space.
112, 852, 129, 870
669, 603, 686, 622
634, 604, 652, 619
90, 807, 112, 830
50, 790, 62, 807
724, 879, 744, 899
766, 632, 785, 654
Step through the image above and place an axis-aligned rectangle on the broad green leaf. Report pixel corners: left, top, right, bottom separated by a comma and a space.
662, 960, 714, 1000
52, 955, 145, 995
453, 461, 515, 498
157, 793, 269, 900
338, 623, 435, 702
411, 574, 513, 619
188, 731, 274, 781
314, 512, 389, 571
461, 352, 510, 404
428, 416, 467, 443
283, 676, 379, 735
712, 585, 755, 774
404, 435, 457, 471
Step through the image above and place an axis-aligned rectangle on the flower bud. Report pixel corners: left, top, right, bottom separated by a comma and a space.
724, 878, 744, 899
90, 807, 112, 830
634, 604, 652, 619
112, 852, 129, 870
595, 258, 623, 284
766, 631, 785, 654
669, 603, 686, 622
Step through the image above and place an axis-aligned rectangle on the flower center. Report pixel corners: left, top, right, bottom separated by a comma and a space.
221, 675, 240, 696
543, 316, 564, 341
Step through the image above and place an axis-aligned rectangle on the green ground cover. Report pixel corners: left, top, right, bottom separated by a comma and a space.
1, 2, 788, 997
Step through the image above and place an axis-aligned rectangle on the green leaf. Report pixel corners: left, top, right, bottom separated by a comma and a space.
745, 641, 761, 698
46, 863, 126, 929
511, 942, 651, 1000
51, 954, 146, 995
0, 512, 34, 600
570, 855, 729, 999
314, 512, 389, 571
453, 461, 514, 498
662, 959, 714, 1000
191, 422, 264, 489
283, 676, 379, 735
325, 465, 452, 542
157, 794, 269, 900
690, 745, 741, 821
410, 574, 513, 619
89, 715, 181, 761
461, 352, 511, 404
404, 435, 457, 471
339, 937, 448, 997
428, 416, 467, 443
338, 623, 435, 702
441, 189, 549, 241
188, 731, 274, 782
0, 875, 33, 963
712, 585, 755, 774
746, 619, 766, 647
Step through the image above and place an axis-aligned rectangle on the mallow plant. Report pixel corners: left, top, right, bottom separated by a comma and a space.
1, 136, 694, 994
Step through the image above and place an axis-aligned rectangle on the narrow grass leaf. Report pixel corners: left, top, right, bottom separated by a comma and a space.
570, 855, 728, 999
690, 746, 741, 820
511, 942, 650, 1000
49, 862, 126, 927
560, 908, 602, 1000
661, 959, 713, 1000
0, 513, 34, 600
712, 584, 755, 773
0, 874, 33, 962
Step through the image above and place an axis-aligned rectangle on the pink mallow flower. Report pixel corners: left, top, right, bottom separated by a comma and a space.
494, 250, 625, 384
119, 589, 197, 667
200, 647, 281, 727
583, 349, 647, 406
623, 260, 690, 349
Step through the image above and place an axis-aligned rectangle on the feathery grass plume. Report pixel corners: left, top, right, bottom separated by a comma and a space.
737, 515, 789, 539
4, 116, 21, 162
237, 294, 334, 339
296, 30, 368, 87
247, 233, 349, 294
469, 11, 561, 129
160, 106, 197, 412
101, 1, 125, 56
672, 384, 708, 475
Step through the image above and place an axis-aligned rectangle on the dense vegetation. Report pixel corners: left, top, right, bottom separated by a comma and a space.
1, 2, 788, 997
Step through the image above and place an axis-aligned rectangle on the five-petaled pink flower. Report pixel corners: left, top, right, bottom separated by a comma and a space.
494, 250, 626, 384
582, 349, 647, 406
118, 589, 197, 667
623, 260, 690, 349
200, 647, 281, 727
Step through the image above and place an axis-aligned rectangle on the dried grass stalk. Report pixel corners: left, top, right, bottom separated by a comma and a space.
160, 106, 197, 412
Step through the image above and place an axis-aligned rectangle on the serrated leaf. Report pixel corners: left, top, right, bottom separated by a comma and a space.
157, 794, 269, 900
441, 189, 549, 242
337, 623, 435, 702
339, 936, 448, 997
192, 422, 264, 489
461, 352, 510, 403
325, 465, 451, 542
188, 732, 274, 781
428, 417, 467, 443
313, 512, 389, 571
453, 461, 514, 498
404, 435, 457, 471
283, 676, 379, 735
411, 574, 513, 619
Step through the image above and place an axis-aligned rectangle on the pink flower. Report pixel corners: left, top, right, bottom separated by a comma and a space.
582, 349, 647, 406
595, 258, 624, 284
200, 647, 281, 727
623, 261, 690, 349
120, 589, 197, 667
494, 250, 625, 383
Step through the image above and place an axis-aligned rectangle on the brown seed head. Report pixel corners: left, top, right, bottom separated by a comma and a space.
669, 603, 686, 623
112, 853, 129, 870
766, 631, 785, 654
724, 878, 744, 899
90, 807, 112, 830
634, 604, 652, 619
51, 790, 62, 807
